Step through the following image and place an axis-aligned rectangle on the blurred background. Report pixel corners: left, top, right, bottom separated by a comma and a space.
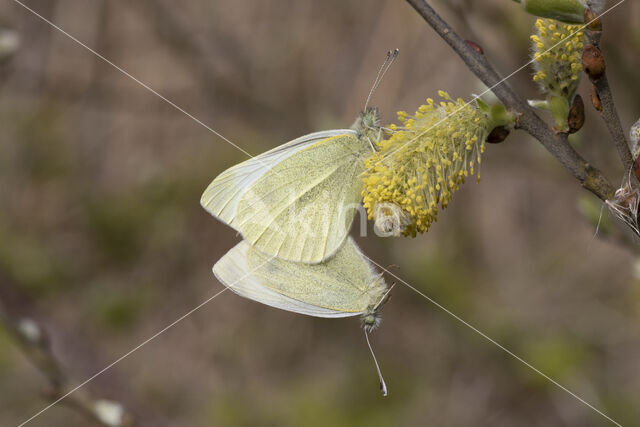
1, 0, 639, 425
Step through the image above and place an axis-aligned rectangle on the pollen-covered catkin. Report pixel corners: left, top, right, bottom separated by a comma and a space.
362, 92, 489, 237
530, 18, 585, 131
531, 18, 584, 98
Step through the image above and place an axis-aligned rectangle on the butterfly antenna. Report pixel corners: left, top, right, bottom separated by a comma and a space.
374, 282, 395, 311
364, 329, 388, 396
364, 51, 391, 111
364, 49, 399, 111
375, 48, 399, 94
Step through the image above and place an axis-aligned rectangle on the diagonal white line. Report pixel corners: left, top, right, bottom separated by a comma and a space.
17, 286, 228, 426
17, 251, 276, 426
12, 0, 254, 159
14, 0, 627, 182
12, 0, 335, 199
362, 0, 627, 176
19, 242, 272, 427
12, 1, 628, 426
362, 254, 623, 427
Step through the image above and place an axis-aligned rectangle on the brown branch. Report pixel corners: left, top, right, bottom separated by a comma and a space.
0, 275, 135, 427
582, 14, 633, 172
594, 74, 633, 171
404, 0, 616, 201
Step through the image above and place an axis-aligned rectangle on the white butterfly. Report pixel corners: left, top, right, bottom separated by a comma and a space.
213, 236, 391, 395
201, 108, 382, 264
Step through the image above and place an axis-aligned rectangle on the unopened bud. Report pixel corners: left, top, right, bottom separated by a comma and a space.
590, 84, 602, 111
582, 44, 606, 81
634, 155, 640, 183
583, 8, 602, 45
567, 94, 585, 134
486, 126, 510, 143
465, 40, 484, 55
584, 8, 602, 32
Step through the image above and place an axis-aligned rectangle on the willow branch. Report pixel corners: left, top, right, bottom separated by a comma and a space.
594, 75, 632, 170
405, 0, 616, 201
0, 276, 134, 427
583, 20, 634, 172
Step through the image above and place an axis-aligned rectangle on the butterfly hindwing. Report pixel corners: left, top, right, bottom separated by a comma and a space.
213, 238, 386, 318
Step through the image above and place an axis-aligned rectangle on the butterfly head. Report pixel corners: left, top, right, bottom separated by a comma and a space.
361, 107, 381, 129
361, 279, 393, 333
361, 309, 382, 333
352, 107, 381, 142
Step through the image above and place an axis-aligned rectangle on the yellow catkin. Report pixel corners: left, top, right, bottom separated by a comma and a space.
531, 18, 584, 98
362, 92, 489, 237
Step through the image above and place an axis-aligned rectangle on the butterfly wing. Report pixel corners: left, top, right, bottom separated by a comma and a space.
213, 238, 386, 318
201, 129, 352, 223
213, 240, 355, 318
201, 129, 366, 264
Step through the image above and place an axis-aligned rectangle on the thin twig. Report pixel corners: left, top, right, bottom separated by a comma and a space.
594, 74, 633, 170
404, 0, 616, 201
0, 275, 134, 427
582, 19, 634, 173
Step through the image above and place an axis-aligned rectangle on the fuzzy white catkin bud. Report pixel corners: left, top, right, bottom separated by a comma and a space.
93, 400, 125, 427
0, 29, 19, 61
17, 318, 42, 344
373, 203, 410, 237
630, 118, 640, 159
529, 18, 584, 131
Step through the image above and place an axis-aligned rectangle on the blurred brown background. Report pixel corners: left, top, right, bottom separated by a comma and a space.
1, 0, 639, 426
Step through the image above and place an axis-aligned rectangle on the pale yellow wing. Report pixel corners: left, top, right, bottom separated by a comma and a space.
213, 237, 386, 317
201, 129, 352, 224
202, 129, 367, 264
234, 134, 367, 263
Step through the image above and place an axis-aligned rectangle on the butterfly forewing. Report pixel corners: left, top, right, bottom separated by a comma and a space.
235, 134, 367, 263
202, 129, 368, 263
200, 129, 353, 224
